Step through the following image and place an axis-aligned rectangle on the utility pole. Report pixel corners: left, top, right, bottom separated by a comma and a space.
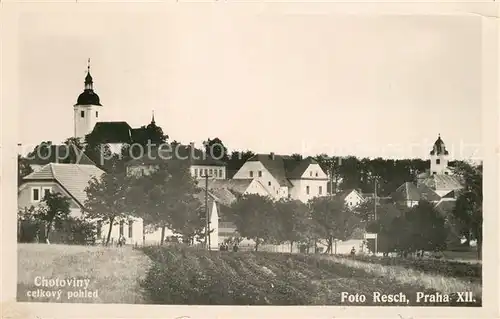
374, 177, 378, 256
201, 173, 212, 250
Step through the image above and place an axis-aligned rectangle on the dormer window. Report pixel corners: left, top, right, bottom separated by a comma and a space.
315, 172, 318, 177
258, 171, 262, 177
310, 171, 312, 177
249, 171, 254, 178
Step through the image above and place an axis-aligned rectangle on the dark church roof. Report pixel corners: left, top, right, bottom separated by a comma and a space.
430, 135, 449, 156
88, 122, 133, 144
75, 63, 102, 106
76, 90, 101, 106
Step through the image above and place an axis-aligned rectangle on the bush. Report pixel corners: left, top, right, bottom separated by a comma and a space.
49, 217, 98, 245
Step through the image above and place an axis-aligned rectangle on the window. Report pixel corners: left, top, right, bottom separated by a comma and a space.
310, 171, 312, 177
204, 169, 208, 176
306, 186, 310, 195
258, 171, 262, 177
432, 172, 437, 175
43, 188, 51, 199
119, 221, 124, 237
436, 159, 441, 164
319, 186, 322, 195
268, 181, 271, 186
445, 172, 449, 175
209, 169, 213, 175
96, 111, 99, 118
315, 172, 318, 177
32, 188, 40, 202
250, 171, 254, 178
80, 110, 84, 118
128, 220, 133, 238
194, 168, 198, 177
219, 169, 223, 178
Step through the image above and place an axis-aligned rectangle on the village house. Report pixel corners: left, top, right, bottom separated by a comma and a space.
17, 163, 144, 245
231, 153, 329, 203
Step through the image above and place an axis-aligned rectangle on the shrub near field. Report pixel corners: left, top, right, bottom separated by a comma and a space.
140, 245, 480, 306
347, 255, 481, 283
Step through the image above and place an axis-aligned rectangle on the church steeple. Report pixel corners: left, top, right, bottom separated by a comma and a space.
151, 110, 155, 125
84, 58, 93, 91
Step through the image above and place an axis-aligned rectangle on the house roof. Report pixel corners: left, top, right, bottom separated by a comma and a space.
246, 154, 326, 187
336, 189, 363, 201
206, 179, 253, 194
392, 182, 441, 202
126, 144, 226, 167
88, 121, 133, 144
22, 163, 104, 207
421, 174, 463, 191
26, 144, 96, 166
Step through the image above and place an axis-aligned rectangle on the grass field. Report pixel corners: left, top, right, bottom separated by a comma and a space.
17, 244, 151, 303
17, 243, 481, 306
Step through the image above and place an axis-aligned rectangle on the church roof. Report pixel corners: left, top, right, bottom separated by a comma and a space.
76, 90, 101, 106
21, 163, 104, 208
88, 122, 133, 144
421, 174, 463, 191
430, 135, 449, 156
392, 182, 441, 202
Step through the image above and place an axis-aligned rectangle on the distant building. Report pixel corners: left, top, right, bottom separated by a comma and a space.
18, 163, 144, 245
391, 182, 441, 208
232, 153, 329, 203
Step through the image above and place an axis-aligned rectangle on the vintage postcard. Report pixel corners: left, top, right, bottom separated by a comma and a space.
1, 1, 498, 318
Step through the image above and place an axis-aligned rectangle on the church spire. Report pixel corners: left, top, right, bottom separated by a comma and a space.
151, 110, 155, 124
85, 58, 93, 90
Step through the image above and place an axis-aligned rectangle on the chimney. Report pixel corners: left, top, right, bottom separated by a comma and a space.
270, 152, 275, 160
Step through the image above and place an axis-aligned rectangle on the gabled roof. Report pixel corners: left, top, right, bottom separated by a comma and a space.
206, 179, 253, 194
26, 145, 96, 166
337, 189, 363, 201
89, 122, 133, 144
246, 154, 326, 187
392, 182, 441, 202
421, 174, 463, 191
126, 145, 226, 167
22, 163, 104, 207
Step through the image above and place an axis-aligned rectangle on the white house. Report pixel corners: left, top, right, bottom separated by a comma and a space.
337, 189, 365, 209
17, 163, 144, 245
232, 153, 329, 203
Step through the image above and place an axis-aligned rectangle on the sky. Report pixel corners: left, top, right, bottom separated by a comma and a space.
18, 8, 483, 161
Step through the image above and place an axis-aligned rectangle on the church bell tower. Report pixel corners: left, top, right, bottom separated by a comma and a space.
430, 134, 450, 175
74, 59, 102, 142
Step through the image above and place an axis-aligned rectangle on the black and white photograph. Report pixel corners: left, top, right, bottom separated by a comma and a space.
1, 2, 498, 318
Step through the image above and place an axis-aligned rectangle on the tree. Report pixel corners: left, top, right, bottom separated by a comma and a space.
33, 192, 71, 244
309, 196, 361, 254
203, 137, 228, 161
18, 155, 33, 187
128, 161, 204, 245
404, 200, 448, 255
26, 141, 52, 160
451, 162, 483, 259
228, 194, 277, 251
274, 199, 311, 252
83, 133, 113, 171
84, 168, 131, 245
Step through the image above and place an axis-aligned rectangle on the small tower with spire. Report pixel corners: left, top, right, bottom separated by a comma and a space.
429, 134, 450, 175
74, 59, 103, 142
